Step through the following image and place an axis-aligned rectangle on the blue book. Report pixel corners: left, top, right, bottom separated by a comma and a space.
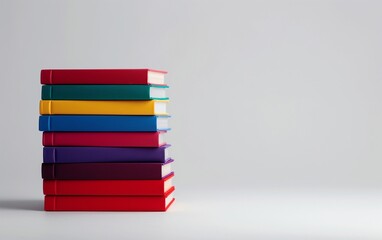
39, 115, 170, 132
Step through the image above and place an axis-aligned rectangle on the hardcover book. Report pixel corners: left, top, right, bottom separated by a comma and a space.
43, 173, 174, 196
43, 144, 171, 163
42, 159, 174, 180
42, 131, 166, 147
41, 85, 168, 100
44, 187, 175, 211
41, 69, 167, 85
39, 115, 170, 132
40, 100, 168, 115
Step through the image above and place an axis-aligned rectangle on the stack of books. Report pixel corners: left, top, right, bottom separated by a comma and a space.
38, 69, 175, 211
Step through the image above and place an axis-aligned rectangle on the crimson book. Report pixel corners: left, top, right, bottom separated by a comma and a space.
42, 131, 166, 147
44, 187, 175, 211
41, 69, 167, 85
43, 173, 174, 196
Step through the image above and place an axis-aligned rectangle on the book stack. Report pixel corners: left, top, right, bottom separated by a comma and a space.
38, 69, 175, 211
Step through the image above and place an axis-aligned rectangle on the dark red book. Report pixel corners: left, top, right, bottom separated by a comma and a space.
41, 69, 167, 85
42, 159, 173, 180
44, 187, 175, 211
43, 173, 174, 196
42, 131, 166, 147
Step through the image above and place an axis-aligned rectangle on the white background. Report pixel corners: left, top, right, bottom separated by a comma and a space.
1, 0, 382, 239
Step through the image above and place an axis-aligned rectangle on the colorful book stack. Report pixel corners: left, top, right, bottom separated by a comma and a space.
38, 69, 175, 211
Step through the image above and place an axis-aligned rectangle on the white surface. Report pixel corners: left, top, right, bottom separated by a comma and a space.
1, 0, 382, 239
1, 189, 382, 239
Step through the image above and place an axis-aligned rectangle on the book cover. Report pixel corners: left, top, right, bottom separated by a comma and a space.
43, 144, 171, 163
41, 69, 167, 85
41, 85, 169, 100
42, 159, 174, 180
43, 173, 174, 196
39, 115, 170, 132
40, 100, 168, 115
42, 131, 166, 147
44, 187, 175, 211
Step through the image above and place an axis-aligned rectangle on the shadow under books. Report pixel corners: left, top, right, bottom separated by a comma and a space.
0, 199, 43, 211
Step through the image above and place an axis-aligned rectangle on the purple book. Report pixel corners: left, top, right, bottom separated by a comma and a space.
42, 159, 174, 180
43, 144, 170, 163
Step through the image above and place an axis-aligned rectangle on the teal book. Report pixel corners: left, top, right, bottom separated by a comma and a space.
41, 85, 168, 100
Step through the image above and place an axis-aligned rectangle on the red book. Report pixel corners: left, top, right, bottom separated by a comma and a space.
40, 69, 167, 85
44, 187, 175, 211
43, 131, 166, 147
43, 173, 174, 196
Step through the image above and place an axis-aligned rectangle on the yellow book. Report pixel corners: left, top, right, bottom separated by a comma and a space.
40, 100, 168, 115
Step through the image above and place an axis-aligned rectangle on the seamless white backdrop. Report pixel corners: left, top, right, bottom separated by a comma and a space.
0, 0, 382, 239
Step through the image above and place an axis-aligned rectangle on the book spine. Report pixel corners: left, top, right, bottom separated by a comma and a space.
44, 196, 55, 210
43, 146, 168, 163
39, 116, 51, 131
41, 163, 55, 179
41, 85, 53, 99
39, 100, 160, 115
41, 69, 151, 84
44, 194, 172, 211
40, 100, 52, 115
39, 116, 164, 132
41, 70, 53, 84
42, 132, 162, 147
41, 85, 165, 100
42, 176, 172, 195
42, 132, 54, 146
43, 180, 57, 195
41, 163, 166, 180
43, 147, 56, 163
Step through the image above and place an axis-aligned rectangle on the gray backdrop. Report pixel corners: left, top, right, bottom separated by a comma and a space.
1, 0, 381, 239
